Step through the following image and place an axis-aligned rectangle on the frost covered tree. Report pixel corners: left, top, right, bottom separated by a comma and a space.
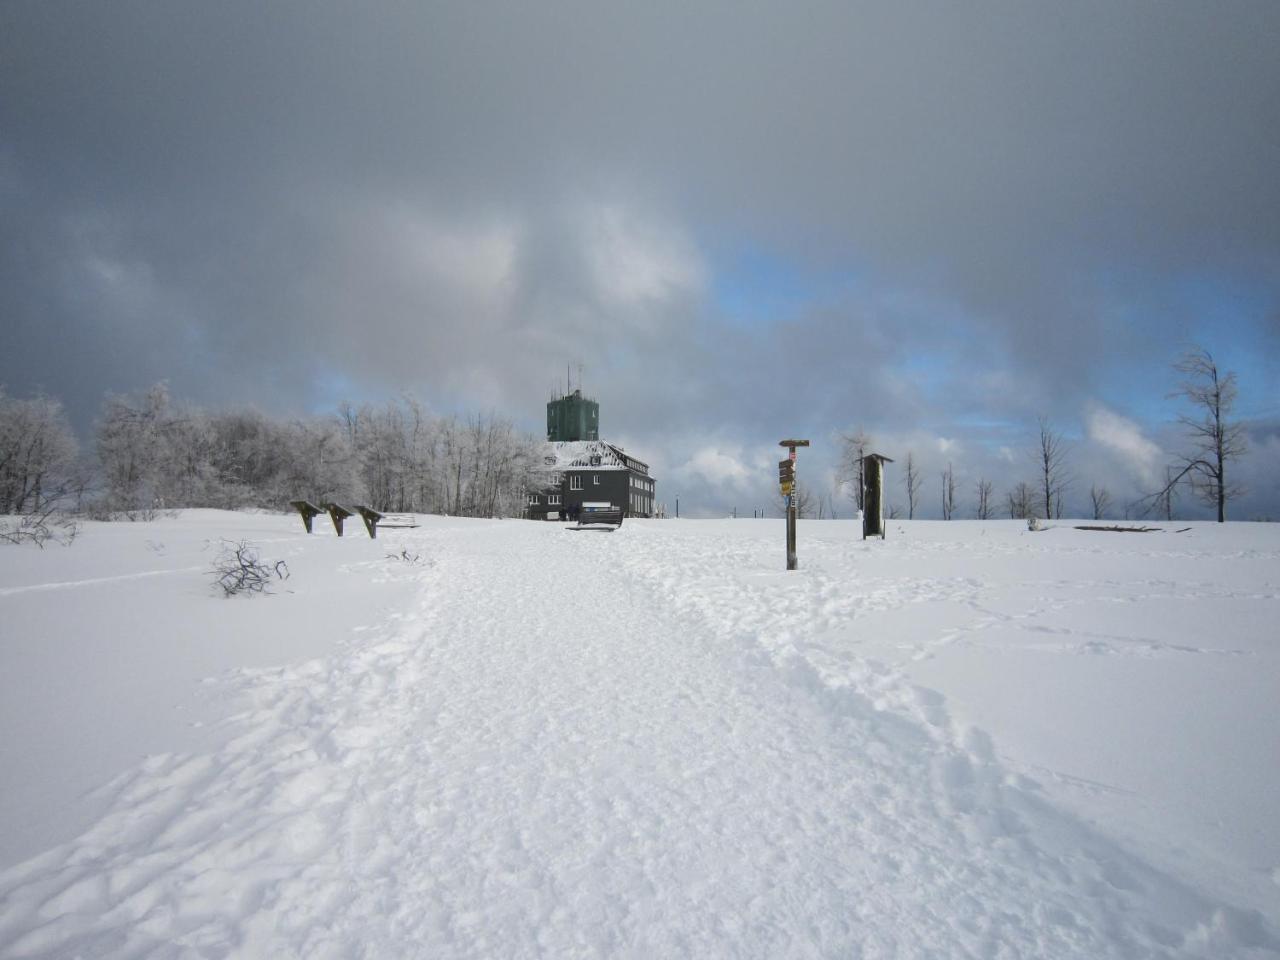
95, 383, 173, 514
45, 382, 549, 520
839, 428, 873, 511
0, 390, 79, 514
280, 417, 361, 508
206, 410, 290, 507
1151, 347, 1247, 523
335, 401, 543, 518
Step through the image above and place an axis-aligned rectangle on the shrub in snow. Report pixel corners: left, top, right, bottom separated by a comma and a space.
0, 511, 78, 548
82, 502, 169, 523
386, 548, 423, 565
211, 539, 289, 597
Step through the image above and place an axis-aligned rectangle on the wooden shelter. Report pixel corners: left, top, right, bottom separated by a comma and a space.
862, 453, 893, 540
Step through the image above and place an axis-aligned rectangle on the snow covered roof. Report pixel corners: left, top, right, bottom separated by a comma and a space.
541, 440, 631, 471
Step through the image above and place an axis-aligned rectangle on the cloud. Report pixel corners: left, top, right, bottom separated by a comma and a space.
1085, 404, 1164, 488
675, 446, 756, 491
1, 1, 1278, 518
578, 203, 705, 309
394, 213, 520, 305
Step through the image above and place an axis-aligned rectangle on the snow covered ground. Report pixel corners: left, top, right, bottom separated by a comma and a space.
0, 510, 1277, 958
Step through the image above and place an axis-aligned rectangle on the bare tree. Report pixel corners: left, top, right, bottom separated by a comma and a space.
816, 489, 840, 520
903, 452, 922, 519
974, 478, 994, 519
1157, 466, 1178, 521
1151, 347, 1247, 523
1035, 417, 1071, 520
1089, 484, 1112, 520
1007, 481, 1036, 520
839, 429, 873, 512
940, 462, 956, 520
777, 482, 816, 519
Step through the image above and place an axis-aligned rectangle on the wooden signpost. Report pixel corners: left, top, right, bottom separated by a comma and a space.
778, 439, 809, 570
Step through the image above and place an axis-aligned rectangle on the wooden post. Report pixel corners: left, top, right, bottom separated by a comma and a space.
786, 497, 797, 569
289, 500, 323, 534
354, 505, 384, 539
778, 439, 810, 570
324, 502, 354, 537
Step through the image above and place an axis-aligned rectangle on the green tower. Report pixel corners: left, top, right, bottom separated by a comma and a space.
547, 389, 599, 441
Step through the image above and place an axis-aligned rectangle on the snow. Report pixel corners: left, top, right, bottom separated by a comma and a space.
1, 511, 1277, 957
542, 440, 634, 472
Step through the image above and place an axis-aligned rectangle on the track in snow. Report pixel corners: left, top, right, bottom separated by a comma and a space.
0, 520, 1275, 958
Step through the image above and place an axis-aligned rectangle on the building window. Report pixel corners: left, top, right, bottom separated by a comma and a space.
592, 474, 600, 485
527, 494, 539, 505
570, 475, 583, 490
589, 455, 601, 466
548, 494, 562, 505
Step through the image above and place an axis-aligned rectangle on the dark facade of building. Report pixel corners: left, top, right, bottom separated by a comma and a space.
525, 440, 656, 520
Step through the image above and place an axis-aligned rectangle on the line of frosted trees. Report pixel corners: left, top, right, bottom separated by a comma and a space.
0, 383, 548, 520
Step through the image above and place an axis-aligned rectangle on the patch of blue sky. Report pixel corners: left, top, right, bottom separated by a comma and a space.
952, 413, 1023, 433
310, 370, 363, 415
709, 244, 858, 328
1175, 275, 1279, 420
1081, 270, 1275, 426
892, 352, 950, 404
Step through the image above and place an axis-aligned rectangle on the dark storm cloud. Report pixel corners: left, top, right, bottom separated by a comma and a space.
3, 0, 1279, 515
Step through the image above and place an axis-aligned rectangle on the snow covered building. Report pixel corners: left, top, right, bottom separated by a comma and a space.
526, 389, 656, 520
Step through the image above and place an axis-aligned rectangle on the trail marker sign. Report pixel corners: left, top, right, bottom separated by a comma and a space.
778, 439, 810, 570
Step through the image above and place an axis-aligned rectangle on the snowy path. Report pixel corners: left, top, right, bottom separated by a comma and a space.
0, 520, 1275, 957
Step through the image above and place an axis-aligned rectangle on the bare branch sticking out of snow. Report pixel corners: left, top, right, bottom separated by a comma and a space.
386, 548, 424, 565
0, 510, 79, 548
210, 539, 289, 597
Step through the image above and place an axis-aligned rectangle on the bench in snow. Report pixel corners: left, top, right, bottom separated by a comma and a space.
289, 500, 325, 534
572, 502, 623, 531
290, 501, 416, 538
353, 506, 418, 539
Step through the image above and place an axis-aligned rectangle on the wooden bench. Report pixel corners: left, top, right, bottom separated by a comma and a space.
352, 505, 419, 539
292, 500, 419, 538
289, 500, 325, 534
573, 502, 624, 531
376, 512, 418, 529
324, 502, 355, 536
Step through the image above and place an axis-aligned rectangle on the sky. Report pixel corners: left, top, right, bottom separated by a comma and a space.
3, 1, 1278, 519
